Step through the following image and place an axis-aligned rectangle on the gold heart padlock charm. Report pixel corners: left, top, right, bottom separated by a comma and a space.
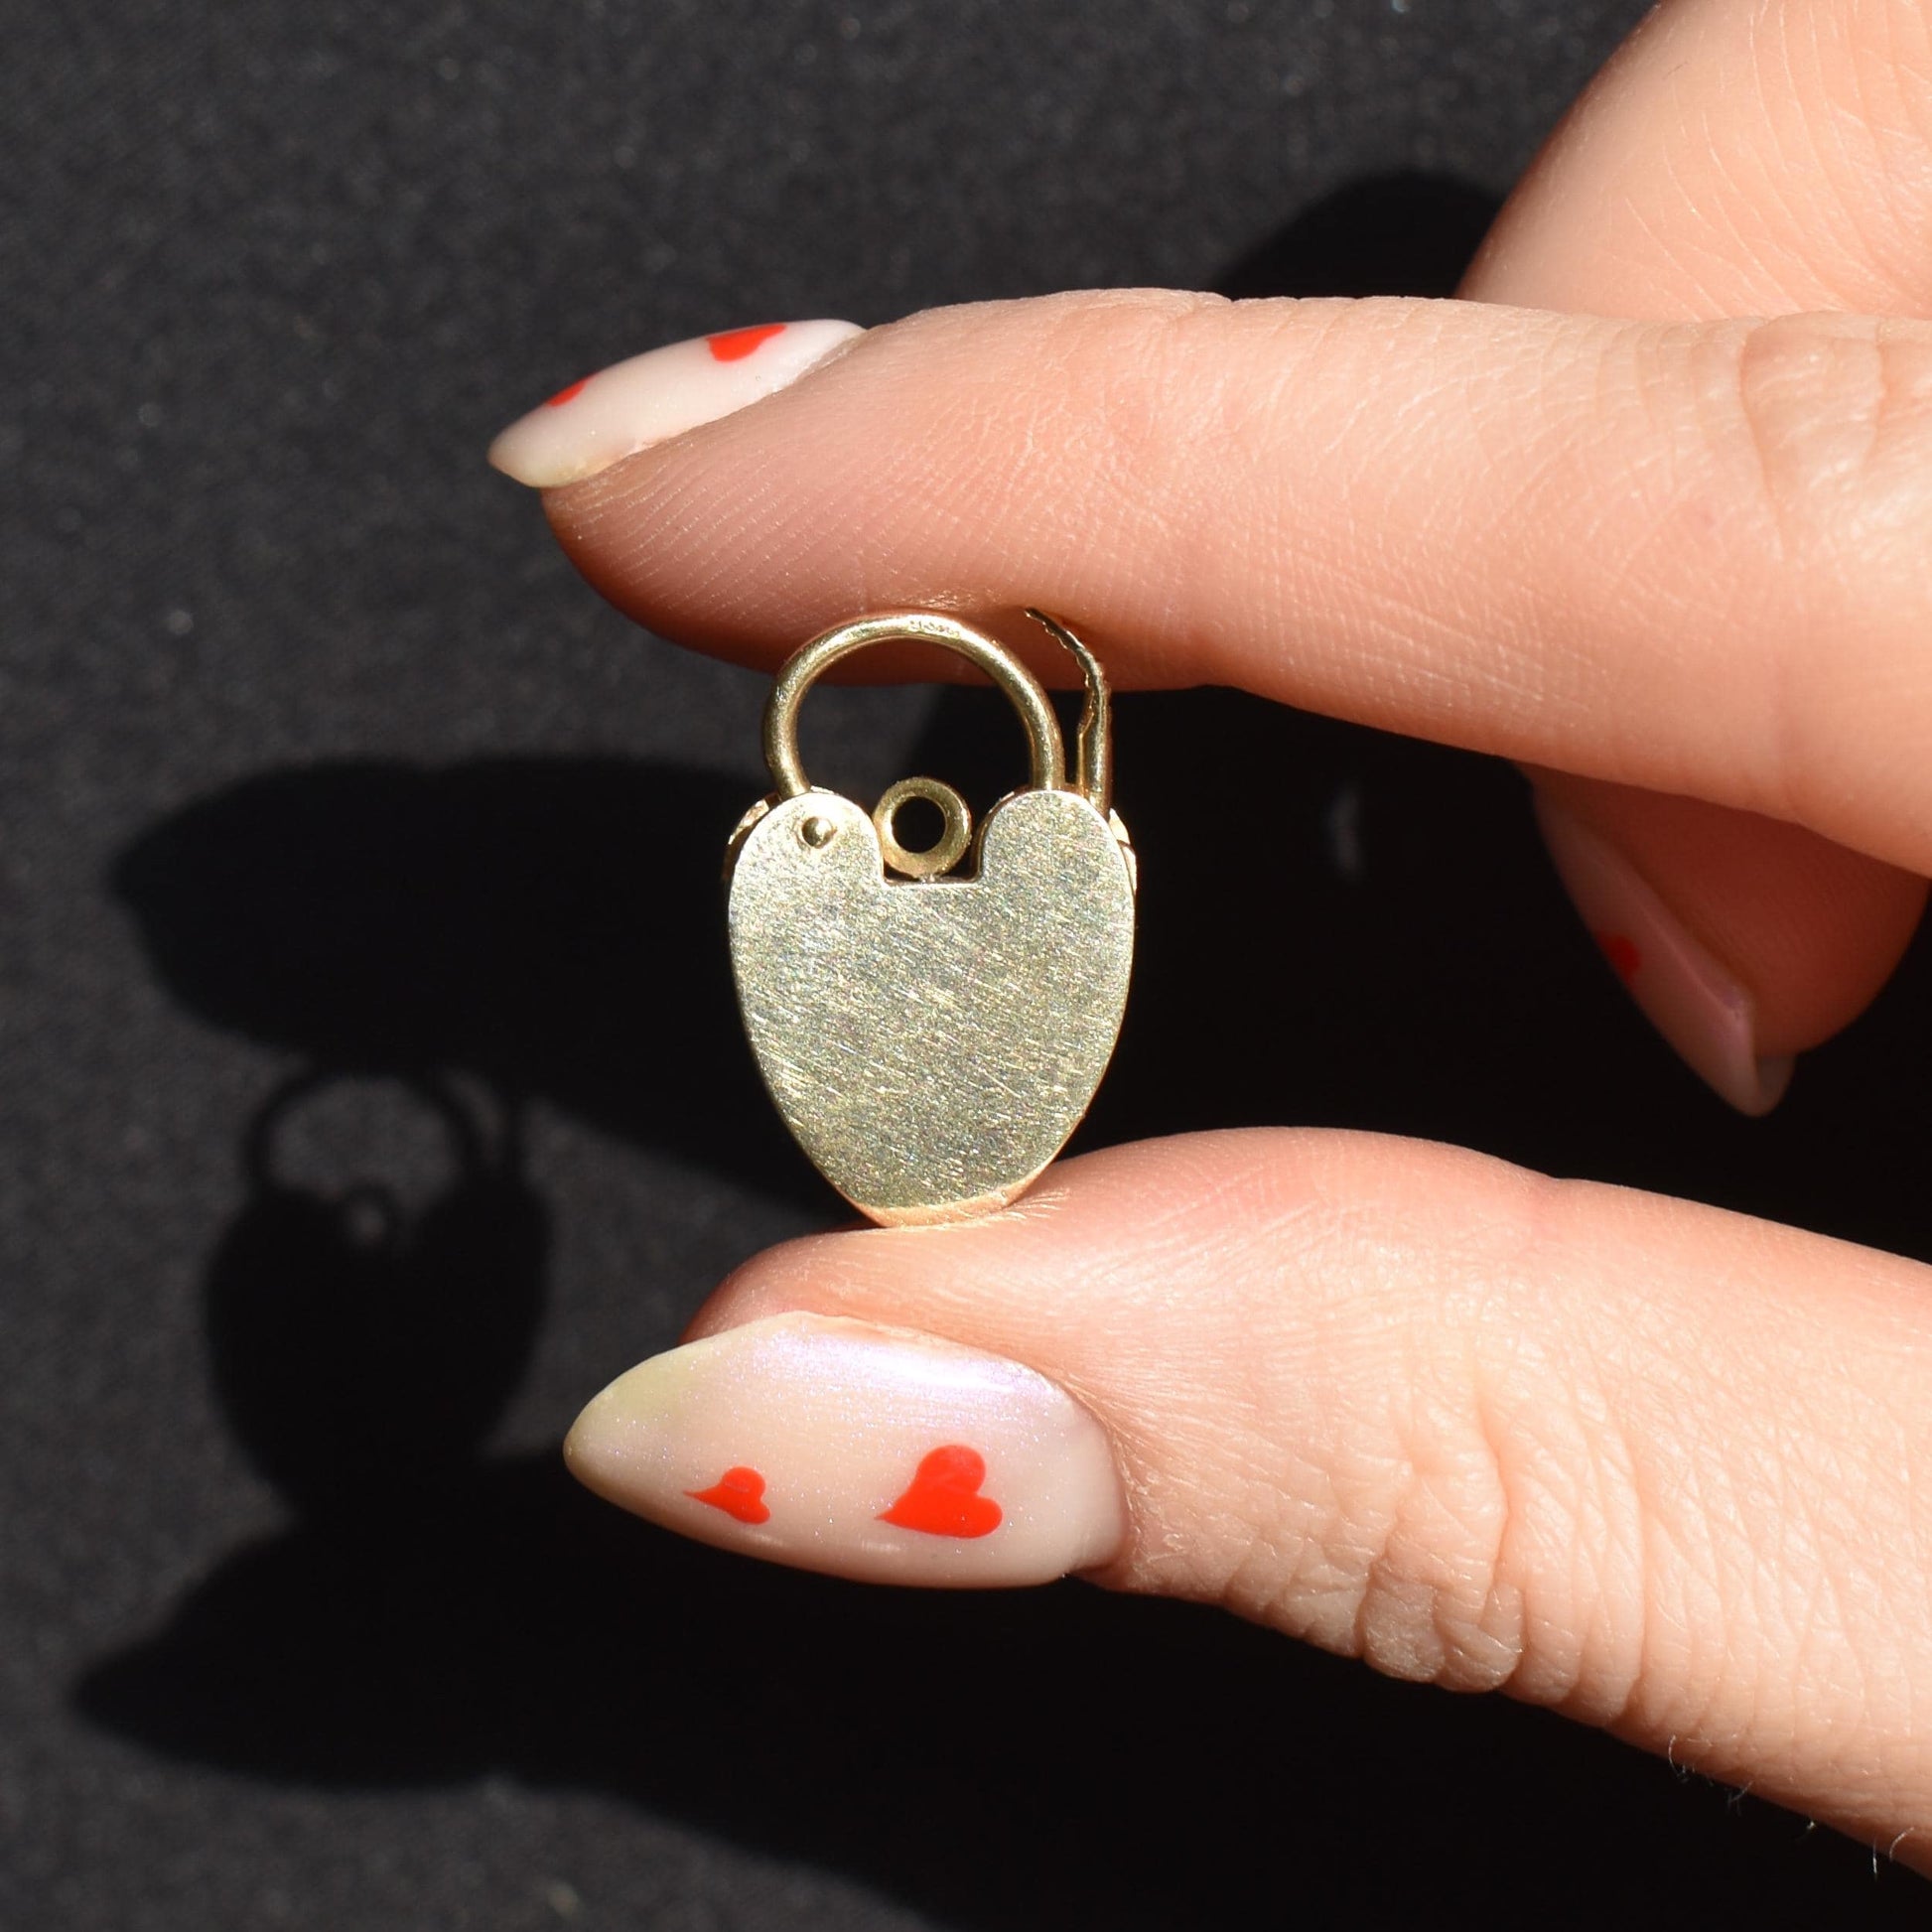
726, 609, 1137, 1226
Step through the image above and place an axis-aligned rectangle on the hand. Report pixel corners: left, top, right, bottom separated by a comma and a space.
489, 0, 1932, 1869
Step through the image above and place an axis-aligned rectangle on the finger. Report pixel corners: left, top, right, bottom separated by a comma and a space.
510, 294, 1932, 878
1529, 771, 1922, 1112
566, 1130, 1932, 1869
1464, 0, 1932, 1101
1468, 0, 1932, 322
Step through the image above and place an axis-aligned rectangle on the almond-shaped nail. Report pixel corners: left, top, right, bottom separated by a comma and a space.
564, 1312, 1126, 1587
488, 318, 864, 487
1535, 792, 1793, 1115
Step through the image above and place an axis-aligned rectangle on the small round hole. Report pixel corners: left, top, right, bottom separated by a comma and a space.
890, 793, 946, 855
873, 776, 972, 879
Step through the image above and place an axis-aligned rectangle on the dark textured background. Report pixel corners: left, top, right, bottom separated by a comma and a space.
8, 2, 1932, 1925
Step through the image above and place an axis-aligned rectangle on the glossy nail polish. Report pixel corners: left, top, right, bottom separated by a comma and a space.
1536, 792, 1793, 1115
564, 1312, 1126, 1587
487, 318, 864, 487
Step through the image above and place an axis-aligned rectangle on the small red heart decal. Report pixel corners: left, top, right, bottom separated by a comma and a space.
706, 322, 787, 362
878, 1445, 1002, 1539
687, 1465, 770, 1524
543, 375, 591, 408
1592, 930, 1641, 984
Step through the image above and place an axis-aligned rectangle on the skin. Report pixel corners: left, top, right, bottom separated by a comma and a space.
534, 0, 1932, 1874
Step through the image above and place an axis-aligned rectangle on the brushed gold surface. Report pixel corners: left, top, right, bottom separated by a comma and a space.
729, 789, 1134, 1224
726, 610, 1137, 1226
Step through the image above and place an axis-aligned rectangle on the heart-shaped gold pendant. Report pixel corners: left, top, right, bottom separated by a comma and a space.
725, 611, 1137, 1226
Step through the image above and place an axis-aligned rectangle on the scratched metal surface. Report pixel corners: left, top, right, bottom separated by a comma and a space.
730, 787, 1135, 1223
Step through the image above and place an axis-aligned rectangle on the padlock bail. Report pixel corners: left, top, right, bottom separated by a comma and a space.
763, 610, 1106, 804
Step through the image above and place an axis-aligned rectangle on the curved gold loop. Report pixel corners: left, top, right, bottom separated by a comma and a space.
873, 775, 973, 879
762, 612, 1067, 800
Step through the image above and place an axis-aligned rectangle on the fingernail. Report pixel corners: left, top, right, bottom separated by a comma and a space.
1535, 792, 1793, 1115
488, 319, 864, 487
564, 1312, 1126, 1587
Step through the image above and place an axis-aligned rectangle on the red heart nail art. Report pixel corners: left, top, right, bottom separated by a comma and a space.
1593, 930, 1642, 983
706, 322, 787, 362
543, 375, 591, 408
879, 1445, 1002, 1539
687, 1465, 770, 1524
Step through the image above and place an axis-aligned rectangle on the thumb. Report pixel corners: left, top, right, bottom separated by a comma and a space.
566, 1129, 1932, 1868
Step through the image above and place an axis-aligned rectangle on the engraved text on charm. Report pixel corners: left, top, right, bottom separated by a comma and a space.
724, 611, 1137, 1227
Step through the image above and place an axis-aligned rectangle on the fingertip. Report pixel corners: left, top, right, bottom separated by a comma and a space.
1534, 787, 1790, 1115
489, 319, 866, 488
1748, 1052, 1796, 1116
561, 1311, 1127, 1587
1531, 776, 1924, 1113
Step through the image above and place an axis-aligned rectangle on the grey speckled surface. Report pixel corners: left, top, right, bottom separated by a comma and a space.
8, 1, 1932, 1925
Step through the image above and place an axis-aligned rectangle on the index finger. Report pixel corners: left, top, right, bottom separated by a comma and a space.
505, 293, 1932, 876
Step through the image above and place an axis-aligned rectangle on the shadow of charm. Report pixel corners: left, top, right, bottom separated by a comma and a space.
725, 611, 1137, 1226
206, 1070, 549, 1514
